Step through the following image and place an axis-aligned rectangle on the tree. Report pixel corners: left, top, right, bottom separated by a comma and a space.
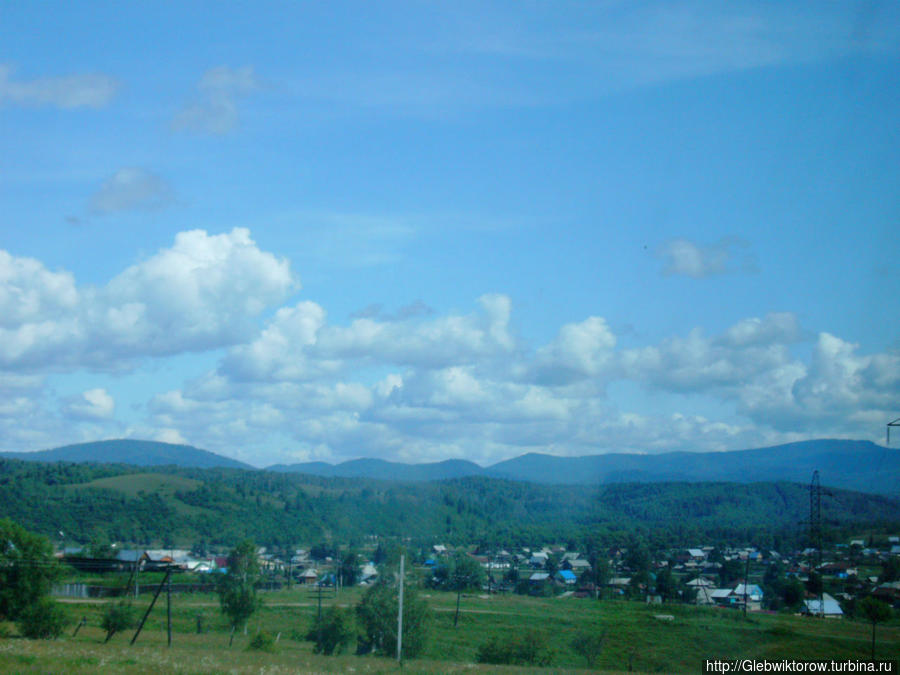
355, 580, 431, 658
571, 631, 605, 668
86, 528, 114, 559
101, 601, 135, 643
339, 552, 359, 587
544, 553, 560, 578
0, 519, 62, 622
654, 566, 679, 602
858, 597, 892, 659
217, 539, 261, 645
781, 577, 804, 608
719, 559, 743, 586
307, 605, 355, 655
310, 542, 334, 562
625, 542, 650, 574
879, 557, 900, 583
591, 555, 611, 599
448, 553, 485, 627
806, 571, 824, 598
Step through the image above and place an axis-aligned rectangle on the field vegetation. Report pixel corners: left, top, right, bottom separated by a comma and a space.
1, 585, 898, 673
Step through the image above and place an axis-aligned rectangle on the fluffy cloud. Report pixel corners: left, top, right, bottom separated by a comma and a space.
222, 293, 515, 382
0, 251, 78, 328
0, 64, 118, 108
173, 66, 260, 134
90, 168, 175, 214
135, 293, 900, 466
222, 301, 334, 382
657, 237, 755, 278
63, 388, 115, 420
530, 316, 616, 384
320, 293, 514, 367
0, 228, 295, 370
621, 313, 799, 393
3, 229, 895, 464
747, 334, 900, 432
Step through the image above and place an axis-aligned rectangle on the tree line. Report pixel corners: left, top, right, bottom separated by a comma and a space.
1, 458, 898, 552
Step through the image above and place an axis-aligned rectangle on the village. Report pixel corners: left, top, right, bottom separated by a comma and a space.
54, 534, 900, 620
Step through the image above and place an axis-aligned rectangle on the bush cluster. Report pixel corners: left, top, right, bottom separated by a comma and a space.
247, 630, 277, 652
17, 597, 68, 639
475, 630, 553, 666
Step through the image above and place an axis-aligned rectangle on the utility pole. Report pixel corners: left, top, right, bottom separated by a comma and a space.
131, 567, 172, 645
397, 554, 404, 665
166, 570, 172, 647
316, 582, 323, 652
743, 555, 750, 617
809, 471, 824, 618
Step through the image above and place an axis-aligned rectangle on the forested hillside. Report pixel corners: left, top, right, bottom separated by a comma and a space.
2, 458, 897, 551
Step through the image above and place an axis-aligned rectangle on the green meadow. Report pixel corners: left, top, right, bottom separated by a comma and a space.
1, 586, 897, 674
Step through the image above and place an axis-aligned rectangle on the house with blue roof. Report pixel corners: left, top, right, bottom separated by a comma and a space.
556, 570, 577, 585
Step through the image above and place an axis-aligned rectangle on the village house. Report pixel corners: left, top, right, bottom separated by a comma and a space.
528, 552, 548, 569
529, 572, 550, 585
556, 570, 577, 585
708, 583, 763, 610
564, 558, 591, 573
297, 568, 318, 585
802, 593, 844, 618
687, 548, 706, 562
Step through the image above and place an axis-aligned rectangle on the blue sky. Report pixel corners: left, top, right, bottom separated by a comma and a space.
1, 1, 898, 467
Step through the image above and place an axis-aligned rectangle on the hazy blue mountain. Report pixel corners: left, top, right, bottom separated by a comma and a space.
267, 460, 336, 475
7, 438, 898, 495
271, 439, 899, 495
0, 439, 252, 470
269, 457, 484, 481
484, 440, 899, 494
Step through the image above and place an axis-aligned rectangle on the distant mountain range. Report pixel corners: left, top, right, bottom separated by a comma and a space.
4, 438, 898, 495
271, 439, 900, 495
0, 439, 252, 470
266, 457, 484, 482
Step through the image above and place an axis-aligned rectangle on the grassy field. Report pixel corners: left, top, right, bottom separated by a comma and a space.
66, 473, 206, 517
1, 586, 897, 673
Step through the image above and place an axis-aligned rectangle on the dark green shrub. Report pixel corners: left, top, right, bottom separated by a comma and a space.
247, 630, 276, 652
476, 630, 553, 666
571, 631, 605, 667
17, 598, 68, 639
307, 606, 355, 655
101, 601, 135, 643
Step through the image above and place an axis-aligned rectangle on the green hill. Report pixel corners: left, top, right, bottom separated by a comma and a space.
2, 458, 897, 550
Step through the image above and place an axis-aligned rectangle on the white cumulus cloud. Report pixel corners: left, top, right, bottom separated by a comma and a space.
0, 228, 295, 371
64, 388, 115, 420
